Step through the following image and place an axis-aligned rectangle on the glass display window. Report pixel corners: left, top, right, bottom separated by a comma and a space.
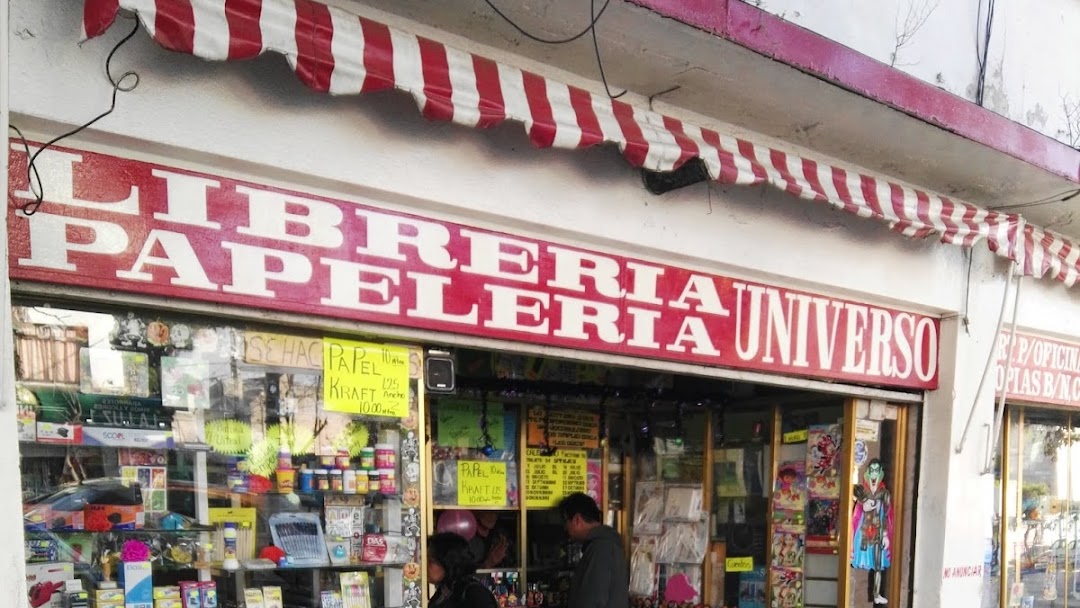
620, 398, 915, 608
15, 301, 426, 608
425, 349, 618, 608
991, 407, 1080, 608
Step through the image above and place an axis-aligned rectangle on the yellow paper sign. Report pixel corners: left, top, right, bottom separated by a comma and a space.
725, 556, 754, 572
457, 461, 508, 507
323, 339, 410, 418
525, 448, 588, 508
244, 331, 322, 370
783, 429, 809, 444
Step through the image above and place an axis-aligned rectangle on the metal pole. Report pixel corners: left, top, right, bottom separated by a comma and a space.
984, 272, 1023, 474
956, 261, 1014, 454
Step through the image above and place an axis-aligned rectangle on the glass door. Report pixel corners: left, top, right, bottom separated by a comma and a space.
845, 400, 913, 608
998, 407, 1080, 608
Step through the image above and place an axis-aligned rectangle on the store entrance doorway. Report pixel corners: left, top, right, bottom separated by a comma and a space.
422, 348, 920, 608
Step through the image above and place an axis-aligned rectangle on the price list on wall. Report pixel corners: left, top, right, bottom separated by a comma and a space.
525, 448, 587, 508
527, 408, 599, 449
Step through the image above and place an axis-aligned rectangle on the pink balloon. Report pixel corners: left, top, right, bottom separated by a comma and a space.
437, 509, 478, 540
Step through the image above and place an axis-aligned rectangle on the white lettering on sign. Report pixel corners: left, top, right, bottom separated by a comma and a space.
996, 331, 1080, 406
6, 143, 942, 390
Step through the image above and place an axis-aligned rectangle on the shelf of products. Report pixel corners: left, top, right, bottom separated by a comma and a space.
426, 353, 614, 608
15, 303, 427, 608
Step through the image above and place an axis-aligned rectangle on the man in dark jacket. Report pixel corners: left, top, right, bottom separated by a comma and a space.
559, 492, 630, 608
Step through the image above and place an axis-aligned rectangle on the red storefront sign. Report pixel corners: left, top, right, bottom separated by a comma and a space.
6, 143, 940, 389
996, 331, 1080, 406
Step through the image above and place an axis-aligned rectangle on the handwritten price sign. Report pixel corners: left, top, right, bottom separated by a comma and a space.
323, 339, 410, 418
457, 461, 507, 506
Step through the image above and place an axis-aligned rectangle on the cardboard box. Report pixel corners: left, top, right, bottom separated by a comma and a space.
95, 587, 126, 608
360, 534, 412, 563
86, 504, 144, 530
153, 587, 181, 600
179, 582, 202, 608
25, 562, 73, 608
198, 582, 217, 608
121, 562, 153, 608
154, 601, 183, 608
262, 587, 283, 608
242, 590, 264, 608
18, 406, 36, 442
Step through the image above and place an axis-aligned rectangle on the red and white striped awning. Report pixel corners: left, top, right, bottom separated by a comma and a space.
82, 0, 1080, 286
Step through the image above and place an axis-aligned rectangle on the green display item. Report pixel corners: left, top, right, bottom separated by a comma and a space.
437, 400, 504, 449
331, 422, 371, 458
247, 422, 318, 477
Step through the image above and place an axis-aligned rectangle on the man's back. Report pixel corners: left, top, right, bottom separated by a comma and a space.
569, 524, 630, 608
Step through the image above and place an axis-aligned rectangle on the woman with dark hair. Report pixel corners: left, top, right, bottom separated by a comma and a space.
428, 532, 499, 608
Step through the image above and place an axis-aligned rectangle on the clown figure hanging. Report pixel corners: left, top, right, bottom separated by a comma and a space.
851, 458, 893, 606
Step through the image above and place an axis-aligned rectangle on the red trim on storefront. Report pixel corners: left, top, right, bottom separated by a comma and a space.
630, 0, 1080, 183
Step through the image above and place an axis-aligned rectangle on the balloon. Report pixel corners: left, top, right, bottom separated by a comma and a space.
437, 509, 478, 540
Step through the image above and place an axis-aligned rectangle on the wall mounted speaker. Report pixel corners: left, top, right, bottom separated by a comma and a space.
425, 350, 456, 394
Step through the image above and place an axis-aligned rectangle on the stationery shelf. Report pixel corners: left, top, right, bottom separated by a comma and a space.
15, 303, 428, 608
212, 561, 409, 575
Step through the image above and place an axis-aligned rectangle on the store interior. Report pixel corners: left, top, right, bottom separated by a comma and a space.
13, 301, 914, 608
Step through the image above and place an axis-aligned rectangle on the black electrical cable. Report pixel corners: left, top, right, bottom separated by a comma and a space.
991, 189, 1080, 211
483, 0, 613, 44
974, 0, 995, 107
590, 0, 626, 99
8, 20, 140, 216
483, 0, 625, 99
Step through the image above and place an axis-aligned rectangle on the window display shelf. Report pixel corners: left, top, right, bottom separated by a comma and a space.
15, 303, 428, 608
26, 527, 214, 535
212, 561, 409, 575
432, 504, 517, 511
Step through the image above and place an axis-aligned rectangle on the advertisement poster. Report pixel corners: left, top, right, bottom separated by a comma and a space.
806, 425, 841, 499
770, 567, 804, 608
772, 462, 806, 513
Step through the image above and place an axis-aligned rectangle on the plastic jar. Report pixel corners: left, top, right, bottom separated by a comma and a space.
335, 452, 351, 470
375, 444, 396, 469
360, 447, 375, 470
379, 469, 396, 494
329, 469, 344, 492
367, 470, 381, 493
315, 469, 330, 491
343, 470, 358, 494
299, 468, 314, 493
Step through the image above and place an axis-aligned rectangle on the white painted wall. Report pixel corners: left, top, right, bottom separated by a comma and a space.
1, 0, 32, 605
5, 2, 1080, 608
758, 0, 1080, 148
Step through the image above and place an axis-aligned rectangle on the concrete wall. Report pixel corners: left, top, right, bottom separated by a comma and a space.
6, 1, 1080, 608
756, 0, 1080, 148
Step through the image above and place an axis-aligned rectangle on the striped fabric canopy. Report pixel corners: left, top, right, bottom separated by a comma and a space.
82, 0, 1080, 286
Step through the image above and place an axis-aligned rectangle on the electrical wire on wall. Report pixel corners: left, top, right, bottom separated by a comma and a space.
8, 19, 141, 216
483, 0, 626, 99
974, 0, 996, 107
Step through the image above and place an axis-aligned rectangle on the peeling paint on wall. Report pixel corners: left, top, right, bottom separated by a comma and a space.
1026, 104, 1048, 130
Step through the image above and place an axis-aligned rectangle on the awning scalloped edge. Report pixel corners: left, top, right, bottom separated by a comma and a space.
81, 0, 1080, 287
